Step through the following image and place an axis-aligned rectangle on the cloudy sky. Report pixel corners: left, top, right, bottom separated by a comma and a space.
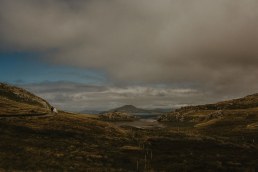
1, 0, 258, 112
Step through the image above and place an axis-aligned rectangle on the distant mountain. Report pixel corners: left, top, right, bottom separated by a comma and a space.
158, 93, 258, 123
103, 105, 172, 114
80, 110, 102, 115
0, 83, 51, 115
107, 105, 149, 113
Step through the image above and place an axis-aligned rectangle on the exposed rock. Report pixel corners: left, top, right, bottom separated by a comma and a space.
99, 112, 138, 121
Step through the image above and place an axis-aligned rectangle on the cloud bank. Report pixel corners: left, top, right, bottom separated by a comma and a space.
2, 0, 258, 109
21, 82, 205, 112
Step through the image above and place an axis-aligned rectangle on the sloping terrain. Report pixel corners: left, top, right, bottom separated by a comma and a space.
1, 111, 258, 171
0, 84, 258, 171
0, 83, 51, 115
0, 112, 136, 171
159, 93, 258, 125
158, 94, 258, 166
179, 93, 258, 111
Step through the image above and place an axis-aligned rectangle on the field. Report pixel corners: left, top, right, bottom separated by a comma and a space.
0, 111, 258, 171
0, 97, 48, 116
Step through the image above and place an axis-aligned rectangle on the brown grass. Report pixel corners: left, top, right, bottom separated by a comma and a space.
0, 96, 48, 115
0, 109, 258, 171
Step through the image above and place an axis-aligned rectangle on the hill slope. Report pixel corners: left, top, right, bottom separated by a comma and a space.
158, 93, 258, 127
0, 84, 258, 171
180, 93, 258, 111
0, 83, 51, 115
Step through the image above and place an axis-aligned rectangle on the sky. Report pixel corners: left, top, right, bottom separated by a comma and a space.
1, 0, 258, 112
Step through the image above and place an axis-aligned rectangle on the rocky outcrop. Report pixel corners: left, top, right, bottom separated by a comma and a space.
99, 112, 138, 121
158, 110, 224, 122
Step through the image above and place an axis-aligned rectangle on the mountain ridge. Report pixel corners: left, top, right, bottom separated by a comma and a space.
107, 105, 149, 113
102, 104, 172, 114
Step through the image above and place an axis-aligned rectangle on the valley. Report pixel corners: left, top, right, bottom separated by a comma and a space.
0, 83, 258, 171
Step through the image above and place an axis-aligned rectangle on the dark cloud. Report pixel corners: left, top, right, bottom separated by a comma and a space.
2, 0, 258, 108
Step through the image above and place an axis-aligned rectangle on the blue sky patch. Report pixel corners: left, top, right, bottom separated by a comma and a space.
0, 51, 107, 85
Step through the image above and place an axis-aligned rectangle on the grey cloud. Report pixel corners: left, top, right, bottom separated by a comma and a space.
2, 0, 258, 103
20, 82, 204, 112
21, 81, 107, 94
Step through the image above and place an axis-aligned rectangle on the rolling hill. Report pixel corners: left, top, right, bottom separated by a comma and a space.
0, 83, 51, 115
158, 93, 258, 130
0, 83, 258, 171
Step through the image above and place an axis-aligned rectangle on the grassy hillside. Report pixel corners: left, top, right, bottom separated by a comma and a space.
0, 83, 258, 171
0, 112, 134, 171
0, 83, 50, 116
180, 93, 258, 111
158, 93, 258, 125
0, 112, 258, 171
